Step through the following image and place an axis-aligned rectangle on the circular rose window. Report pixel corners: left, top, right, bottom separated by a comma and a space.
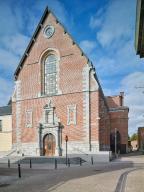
43, 25, 55, 39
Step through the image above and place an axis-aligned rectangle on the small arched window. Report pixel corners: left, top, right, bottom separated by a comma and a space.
44, 54, 57, 95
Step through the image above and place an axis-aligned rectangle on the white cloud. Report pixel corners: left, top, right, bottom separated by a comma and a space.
1, 34, 30, 56
96, 0, 135, 47
89, 0, 144, 136
0, 48, 19, 71
96, 57, 116, 75
0, 0, 69, 106
120, 72, 144, 135
80, 40, 96, 55
29, 0, 69, 33
90, 16, 102, 29
0, 77, 13, 106
94, 40, 144, 78
0, 2, 20, 36
103, 88, 114, 96
89, 7, 104, 29
88, 0, 143, 80
103, 72, 144, 136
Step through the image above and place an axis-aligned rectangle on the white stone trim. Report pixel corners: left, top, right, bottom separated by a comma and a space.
43, 25, 55, 39
67, 104, 77, 125
62, 141, 100, 155
15, 80, 22, 153
12, 83, 16, 102
82, 65, 91, 144
21, 142, 39, 156
37, 101, 62, 156
16, 80, 21, 101
15, 101, 21, 153
39, 48, 62, 96
25, 109, 33, 128
90, 69, 99, 91
39, 48, 60, 62
42, 127, 59, 156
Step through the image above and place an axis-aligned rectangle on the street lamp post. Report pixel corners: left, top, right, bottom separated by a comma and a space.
65, 135, 68, 165
115, 128, 117, 158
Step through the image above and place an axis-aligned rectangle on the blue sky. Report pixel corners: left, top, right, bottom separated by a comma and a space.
0, 0, 144, 135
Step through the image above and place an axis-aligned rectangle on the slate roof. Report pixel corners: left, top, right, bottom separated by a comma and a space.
0, 105, 12, 116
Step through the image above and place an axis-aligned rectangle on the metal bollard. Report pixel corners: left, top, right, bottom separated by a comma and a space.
91, 156, 93, 165
30, 158, 32, 168
68, 158, 70, 167
8, 159, 10, 168
18, 163, 21, 178
55, 159, 57, 169
80, 158, 82, 166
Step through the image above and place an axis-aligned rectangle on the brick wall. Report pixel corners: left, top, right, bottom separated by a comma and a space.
106, 93, 129, 153
109, 109, 129, 145
99, 90, 111, 150
12, 12, 100, 154
106, 92, 124, 108
11, 10, 129, 155
138, 127, 144, 150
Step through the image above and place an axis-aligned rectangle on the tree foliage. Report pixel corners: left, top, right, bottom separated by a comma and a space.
130, 133, 138, 141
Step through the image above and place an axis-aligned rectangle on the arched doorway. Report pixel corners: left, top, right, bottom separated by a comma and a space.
43, 134, 56, 156
110, 131, 121, 153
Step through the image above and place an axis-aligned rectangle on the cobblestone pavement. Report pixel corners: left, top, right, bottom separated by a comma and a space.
0, 152, 143, 192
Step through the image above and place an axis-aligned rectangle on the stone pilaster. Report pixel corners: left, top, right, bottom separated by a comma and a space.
82, 65, 91, 148
15, 80, 22, 153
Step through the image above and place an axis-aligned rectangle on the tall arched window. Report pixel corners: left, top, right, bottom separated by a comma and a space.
44, 54, 57, 95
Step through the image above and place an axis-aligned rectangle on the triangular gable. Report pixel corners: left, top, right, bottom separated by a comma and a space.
14, 7, 49, 79
13, 6, 108, 108
14, 6, 90, 79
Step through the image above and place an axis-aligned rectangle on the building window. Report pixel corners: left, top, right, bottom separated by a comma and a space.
67, 105, 77, 125
26, 110, 32, 128
45, 110, 54, 124
44, 54, 57, 95
0, 120, 2, 131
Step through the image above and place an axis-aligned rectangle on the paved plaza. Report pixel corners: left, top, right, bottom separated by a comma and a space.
0, 152, 144, 192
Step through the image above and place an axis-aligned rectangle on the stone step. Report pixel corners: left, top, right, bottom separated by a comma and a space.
19, 157, 85, 164
0, 156, 23, 163
0, 156, 85, 165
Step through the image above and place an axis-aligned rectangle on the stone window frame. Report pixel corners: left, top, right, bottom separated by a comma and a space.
25, 109, 33, 128
44, 54, 57, 95
67, 104, 77, 125
0, 120, 2, 132
44, 108, 54, 125
40, 48, 61, 96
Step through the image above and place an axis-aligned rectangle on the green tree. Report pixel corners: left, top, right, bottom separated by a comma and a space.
130, 133, 138, 141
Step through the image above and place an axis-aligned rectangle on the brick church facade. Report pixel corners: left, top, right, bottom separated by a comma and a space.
11, 7, 128, 156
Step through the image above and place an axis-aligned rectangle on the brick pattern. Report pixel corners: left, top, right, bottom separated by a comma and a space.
109, 110, 128, 145
106, 94, 129, 151
12, 11, 128, 155
106, 95, 123, 108
99, 91, 111, 150
138, 127, 144, 150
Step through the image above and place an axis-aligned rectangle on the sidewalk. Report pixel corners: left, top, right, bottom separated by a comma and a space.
0, 152, 143, 192
46, 168, 130, 192
125, 169, 144, 192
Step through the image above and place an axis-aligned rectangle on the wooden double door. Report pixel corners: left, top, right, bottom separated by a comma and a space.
43, 134, 56, 156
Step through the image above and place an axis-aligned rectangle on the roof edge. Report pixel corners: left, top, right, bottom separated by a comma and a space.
14, 6, 49, 79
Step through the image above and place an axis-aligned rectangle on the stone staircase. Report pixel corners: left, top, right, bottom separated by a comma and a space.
0, 156, 85, 165
0, 156, 23, 163
0, 149, 17, 158
20, 157, 85, 164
